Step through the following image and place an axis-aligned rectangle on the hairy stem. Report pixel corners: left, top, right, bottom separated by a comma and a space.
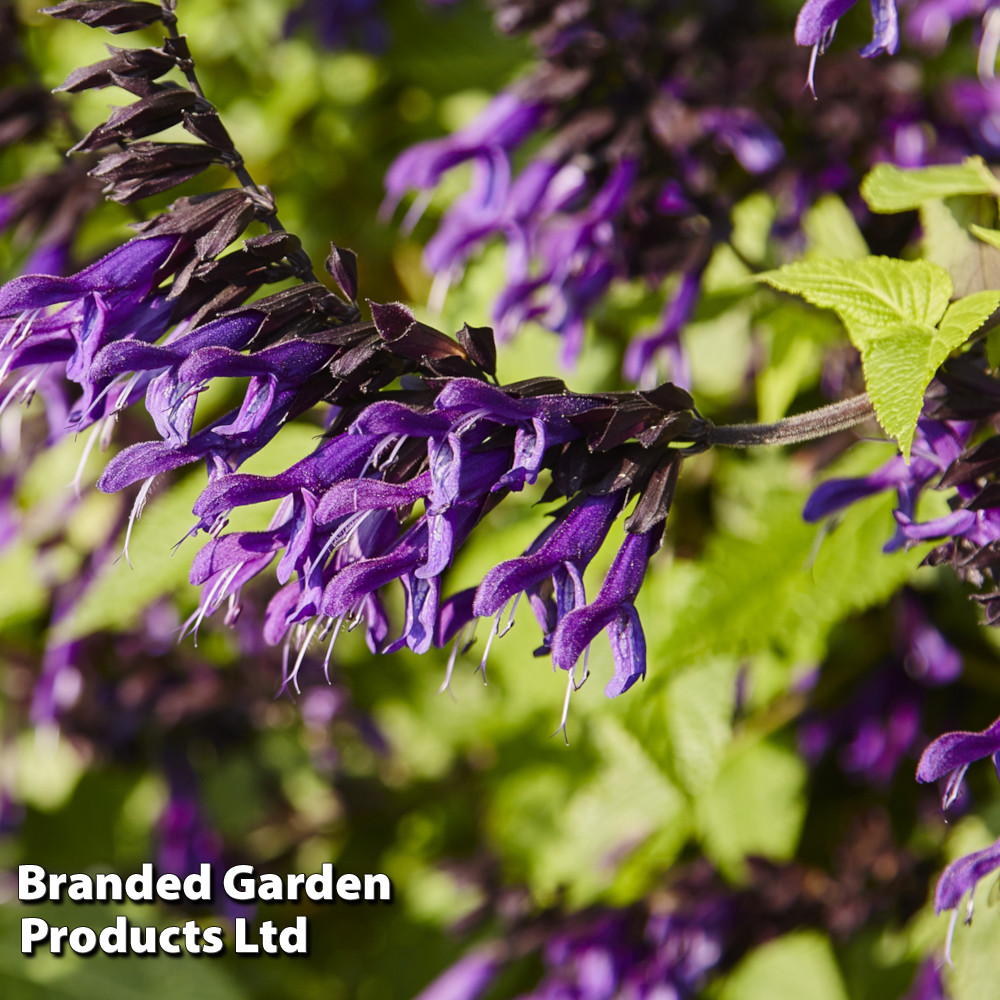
160, 2, 319, 283
708, 393, 875, 448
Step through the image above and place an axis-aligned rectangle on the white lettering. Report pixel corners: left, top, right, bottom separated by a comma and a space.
98, 916, 128, 955
124, 864, 153, 902
364, 873, 391, 901
234, 917, 258, 953
18, 866, 47, 902
337, 873, 360, 900
280, 917, 308, 954
21, 918, 48, 954
305, 865, 333, 901
224, 865, 256, 902
184, 864, 212, 902
156, 873, 180, 901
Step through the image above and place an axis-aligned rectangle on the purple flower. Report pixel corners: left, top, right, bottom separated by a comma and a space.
917, 714, 1000, 810
933, 836, 1000, 917
907, 0, 988, 51
413, 950, 501, 1000
795, 0, 900, 65
475, 493, 624, 645
896, 592, 963, 685
286, 0, 390, 52
384, 93, 544, 219
551, 527, 662, 697
903, 957, 948, 1000
803, 419, 971, 552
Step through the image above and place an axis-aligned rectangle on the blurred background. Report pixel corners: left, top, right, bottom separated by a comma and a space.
3, 1, 1000, 998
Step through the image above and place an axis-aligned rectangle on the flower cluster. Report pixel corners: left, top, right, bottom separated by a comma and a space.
799, 592, 963, 788
415, 846, 933, 1000
385, 0, 997, 387
0, 1, 725, 713
0, 0, 103, 277
918, 712, 1000, 949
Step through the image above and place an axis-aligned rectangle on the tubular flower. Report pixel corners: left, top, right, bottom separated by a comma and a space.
803, 417, 972, 551
386, 0, 995, 388
185, 366, 695, 698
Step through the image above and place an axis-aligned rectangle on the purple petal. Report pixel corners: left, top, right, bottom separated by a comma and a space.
917, 716, 1000, 784
795, 0, 860, 45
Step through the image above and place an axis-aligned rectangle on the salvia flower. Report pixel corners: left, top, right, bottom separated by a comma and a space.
387, 0, 993, 389
184, 368, 693, 701
917, 714, 1000, 811
803, 417, 972, 552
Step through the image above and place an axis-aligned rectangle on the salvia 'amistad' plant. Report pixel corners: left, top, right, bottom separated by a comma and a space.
8, 0, 1000, 995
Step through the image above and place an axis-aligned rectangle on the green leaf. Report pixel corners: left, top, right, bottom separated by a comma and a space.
486, 717, 689, 906
861, 156, 1000, 213
922, 200, 1000, 296
757, 256, 952, 333
720, 932, 850, 1000
758, 256, 956, 456
697, 738, 807, 877
802, 194, 869, 260
860, 323, 938, 457
970, 222, 1000, 250
754, 301, 839, 422
938, 289, 1000, 344
664, 658, 739, 794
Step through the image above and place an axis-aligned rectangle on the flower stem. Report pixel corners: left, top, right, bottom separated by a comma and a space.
160, 2, 319, 283
707, 393, 875, 448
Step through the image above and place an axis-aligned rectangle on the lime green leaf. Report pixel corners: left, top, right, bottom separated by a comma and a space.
697, 738, 807, 877
664, 658, 739, 794
487, 717, 688, 906
757, 257, 952, 333
754, 301, 840, 422
859, 321, 938, 458
802, 194, 869, 260
721, 932, 849, 1000
938, 289, 1000, 344
758, 257, 955, 456
861, 156, 1000, 213
971, 222, 1000, 251
731, 191, 776, 265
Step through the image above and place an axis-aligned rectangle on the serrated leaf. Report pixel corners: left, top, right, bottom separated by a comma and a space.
859, 292, 991, 457
758, 257, 955, 456
861, 156, 1000, 213
938, 289, 1000, 344
757, 257, 952, 333
860, 323, 937, 457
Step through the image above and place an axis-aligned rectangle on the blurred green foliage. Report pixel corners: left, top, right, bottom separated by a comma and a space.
4, 2, 1000, 999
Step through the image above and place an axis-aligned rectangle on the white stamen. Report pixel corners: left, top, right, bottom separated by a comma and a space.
477, 612, 504, 684
0, 406, 21, 456
499, 592, 520, 637
553, 669, 575, 746
323, 614, 347, 682
438, 623, 469, 698
121, 476, 156, 568
289, 618, 321, 694
70, 421, 102, 496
